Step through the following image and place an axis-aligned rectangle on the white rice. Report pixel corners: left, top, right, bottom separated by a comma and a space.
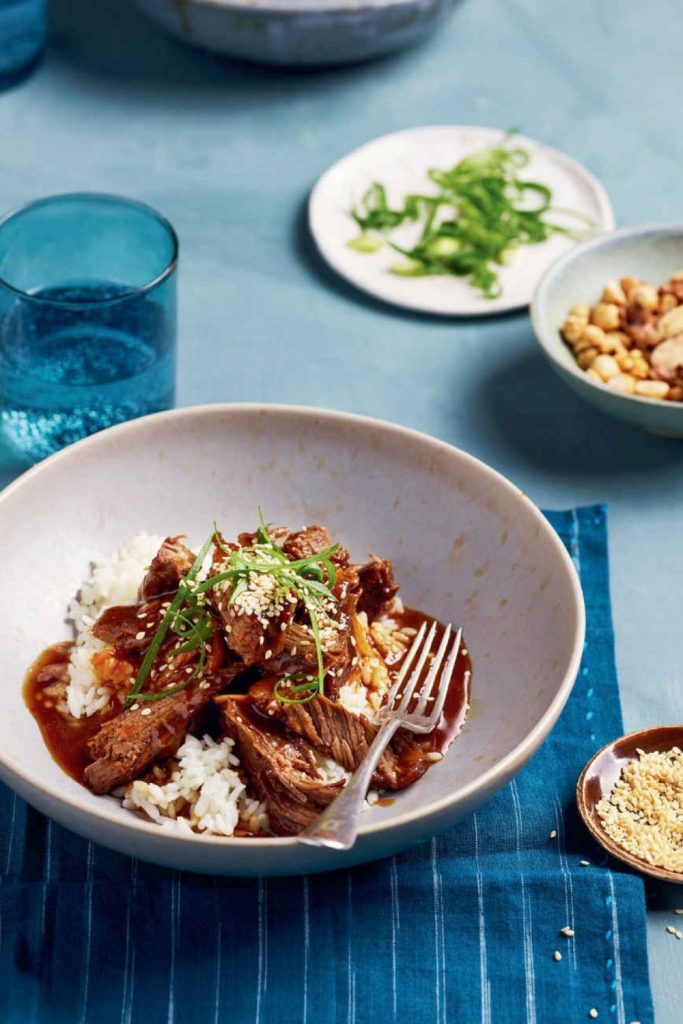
123, 734, 270, 837
65, 533, 164, 718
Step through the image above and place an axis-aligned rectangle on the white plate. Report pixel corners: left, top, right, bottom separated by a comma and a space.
309, 125, 615, 317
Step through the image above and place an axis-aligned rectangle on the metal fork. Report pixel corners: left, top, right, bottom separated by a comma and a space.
298, 621, 462, 851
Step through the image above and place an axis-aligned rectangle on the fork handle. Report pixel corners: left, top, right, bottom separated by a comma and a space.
298, 717, 402, 850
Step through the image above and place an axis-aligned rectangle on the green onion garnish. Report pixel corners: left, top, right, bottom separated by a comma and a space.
123, 514, 340, 708
348, 137, 593, 299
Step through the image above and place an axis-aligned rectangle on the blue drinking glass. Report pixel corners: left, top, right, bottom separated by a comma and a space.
0, 0, 47, 84
0, 193, 178, 461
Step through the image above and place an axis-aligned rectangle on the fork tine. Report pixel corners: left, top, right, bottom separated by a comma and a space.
422, 627, 462, 730
397, 620, 437, 713
412, 624, 451, 716
384, 621, 427, 707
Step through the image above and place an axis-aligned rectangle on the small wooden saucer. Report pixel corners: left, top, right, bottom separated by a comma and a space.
577, 725, 683, 885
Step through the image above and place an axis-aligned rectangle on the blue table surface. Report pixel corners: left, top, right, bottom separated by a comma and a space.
1, 0, 681, 1019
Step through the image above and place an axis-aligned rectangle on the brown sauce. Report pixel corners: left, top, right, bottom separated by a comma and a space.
23, 607, 472, 817
390, 607, 472, 755
23, 643, 118, 782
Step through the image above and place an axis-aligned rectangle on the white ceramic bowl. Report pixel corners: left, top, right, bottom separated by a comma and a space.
532, 223, 683, 436
0, 404, 584, 876
132, 0, 457, 67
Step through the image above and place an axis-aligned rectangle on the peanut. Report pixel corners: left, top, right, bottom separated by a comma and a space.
577, 348, 599, 369
606, 374, 636, 393
591, 354, 621, 381
659, 292, 678, 315
601, 280, 627, 305
658, 305, 683, 339
561, 317, 586, 344
590, 302, 621, 331
634, 380, 670, 399
631, 284, 659, 311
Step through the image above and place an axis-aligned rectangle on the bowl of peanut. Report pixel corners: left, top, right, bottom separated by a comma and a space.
531, 224, 683, 436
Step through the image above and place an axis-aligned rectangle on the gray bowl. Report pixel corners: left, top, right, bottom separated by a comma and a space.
531, 224, 683, 437
132, 0, 457, 66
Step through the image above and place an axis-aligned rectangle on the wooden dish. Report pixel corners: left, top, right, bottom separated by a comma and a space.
577, 725, 683, 885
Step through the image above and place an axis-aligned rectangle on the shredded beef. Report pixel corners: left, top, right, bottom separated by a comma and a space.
220, 697, 342, 835
250, 688, 429, 791
138, 536, 195, 602
357, 556, 399, 619
84, 666, 240, 795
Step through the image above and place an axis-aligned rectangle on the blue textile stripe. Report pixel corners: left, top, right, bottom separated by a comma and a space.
0, 506, 654, 1024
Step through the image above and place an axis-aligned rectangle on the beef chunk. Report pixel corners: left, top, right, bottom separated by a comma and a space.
283, 525, 349, 566
138, 536, 195, 602
251, 688, 429, 791
357, 556, 399, 619
92, 601, 163, 659
220, 697, 342, 835
84, 667, 238, 795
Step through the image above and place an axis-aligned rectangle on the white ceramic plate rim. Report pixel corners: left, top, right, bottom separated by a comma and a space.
531, 221, 683, 411
0, 402, 585, 849
183, 0, 423, 13
309, 125, 615, 317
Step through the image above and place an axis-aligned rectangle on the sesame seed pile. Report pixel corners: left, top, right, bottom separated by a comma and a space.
596, 746, 683, 873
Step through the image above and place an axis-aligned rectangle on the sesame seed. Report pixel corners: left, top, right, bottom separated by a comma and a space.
130, 703, 140, 712
426, 751, 443, 763
185, 666, 193, 674
280, 622, 287, 631
351, 657, 359, 667
549, 830, 557, 840
291, 646, 297, 656
140, 708, 152, 717
665, 926, 682, 939
559, 927, 574, 937
259, 636, 265, 646
136, 611, 147, 620
135, 631, 146, 641
589, 1010, 598, 1019
553, 951, 562, 962
580, 860, 590, 866
264, 650, 273, 661
198, 681, 210, 690
674, 909, 683, 915
146, 622, 154, 629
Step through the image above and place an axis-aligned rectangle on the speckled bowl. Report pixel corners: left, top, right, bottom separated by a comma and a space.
132, 0, 457, 66
0, 404, 584, 876
531, 224, 683, 437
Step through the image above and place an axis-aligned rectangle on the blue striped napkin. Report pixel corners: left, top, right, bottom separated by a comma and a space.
0, 506, 654, 1024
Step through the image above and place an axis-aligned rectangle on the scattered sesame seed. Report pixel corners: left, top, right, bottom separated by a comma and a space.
674, 909, 683, 915
198, 681, 210, 690
589, 1010, 598, 1019
351, 657, 359, 667
135, 631, 146, 641
560, 927, 574, 937
580, 860, 590, 866
146, 622, 154, 629
185, 666, 193, 674
549, 830, 557, 840
665, 926, 682, 939
259, 636, 265, 645
136, 611, 147, 620
291, 646, 297, 656
264, 650, 273, 661
553, 951, 562, 962
140, 708, 152, 717
129, 703, 140, 712
280, 622, 287, 631
426, 751, 443, 763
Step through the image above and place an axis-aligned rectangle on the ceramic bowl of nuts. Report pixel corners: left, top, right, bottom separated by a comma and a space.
531, 224, 683, 436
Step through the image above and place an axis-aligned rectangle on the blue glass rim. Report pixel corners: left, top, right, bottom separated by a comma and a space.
0, 192, 179, 307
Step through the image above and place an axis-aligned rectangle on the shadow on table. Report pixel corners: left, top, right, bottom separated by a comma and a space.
48, 0, 414, 99
467, 346, 683, 482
